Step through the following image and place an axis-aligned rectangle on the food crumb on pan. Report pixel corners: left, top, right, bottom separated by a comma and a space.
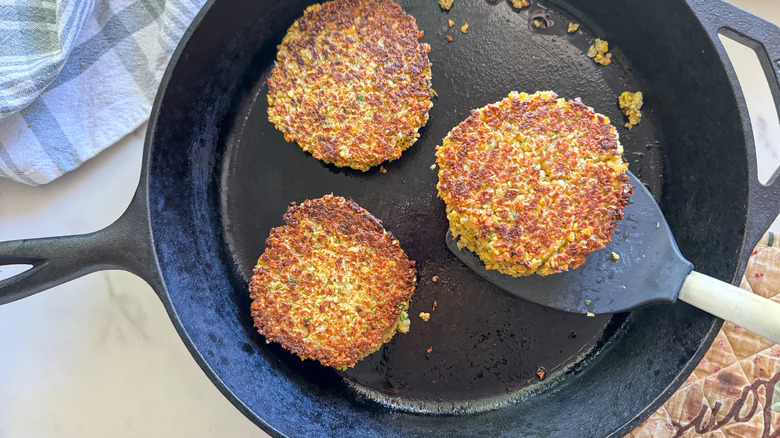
448, 19, 454, 27
584, 299, 592, 305
535, 367, 547, 380
380, 165, 388, 174
427, 346, 433, 353
586, 312, 596, 317
419, 312, 431, 321
430, 163, 437, 170
397, 310, 411, 333
587, 38, 612, 65
431, 275, 440, 283
460, 22, 469, 33
445, 35, 453, 42
439, 0, 453, 10
618, 91, 643, 129
432, 300, 438, 310
611, 251, 620, 260
510, 0, 531, 9
567, 22, 579, 33
532, 18, 547, 29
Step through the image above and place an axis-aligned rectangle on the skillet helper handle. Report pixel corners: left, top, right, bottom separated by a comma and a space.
693, 0, 780, 235
678, 270, 780, 345
699, 0, 780, 98
0, 194, 157, 306
692, 0, 780, 118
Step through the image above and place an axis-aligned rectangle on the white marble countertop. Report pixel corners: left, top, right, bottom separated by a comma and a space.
1, 1, 779, 437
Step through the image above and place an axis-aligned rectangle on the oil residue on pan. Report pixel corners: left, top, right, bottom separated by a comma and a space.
219, 0, 665, 415
341, 312, 629, 415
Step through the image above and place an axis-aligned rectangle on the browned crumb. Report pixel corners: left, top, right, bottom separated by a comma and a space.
380, 165, 387, 174
618, 91, 643, 129
249, 195, 416, 370
427, 346, 433, 353
431, 275, 440, 283
460, 22, 469, 33
587, 38, 612, 66
432, 300, 438, 310
567, 22, 579, 33
532, 18, 547, 29
510, 0, 530, 9
439, 0, 453, 10
448, 19, 454, 27
445, 35, 453, 42
419, 312, 431, 321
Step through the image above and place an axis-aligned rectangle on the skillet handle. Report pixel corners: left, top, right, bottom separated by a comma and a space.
691, 0, 780, 110
0, 191, 159, 305
689, 0, 780, 252
678, 270, 780, 345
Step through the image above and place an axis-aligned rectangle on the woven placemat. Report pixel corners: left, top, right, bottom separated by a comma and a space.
626, 232, 780, 437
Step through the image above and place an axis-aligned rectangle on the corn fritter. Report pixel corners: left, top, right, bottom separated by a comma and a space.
249, 195, 416, 370
267, 0, 433, 171
436, 91, 632, 277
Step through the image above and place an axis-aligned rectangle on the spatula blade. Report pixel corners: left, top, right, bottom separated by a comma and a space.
446, 171, 694, 315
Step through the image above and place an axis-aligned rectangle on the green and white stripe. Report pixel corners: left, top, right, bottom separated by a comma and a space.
0, 0, 206, 185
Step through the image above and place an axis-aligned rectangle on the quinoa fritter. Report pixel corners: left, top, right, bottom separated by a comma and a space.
249, 195, 416, 370
267, 0, 433, 171
436, 91, 632, 277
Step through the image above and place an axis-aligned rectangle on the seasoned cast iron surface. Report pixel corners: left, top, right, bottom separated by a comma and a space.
220, 0, 662, 412
143, 0, 749, 435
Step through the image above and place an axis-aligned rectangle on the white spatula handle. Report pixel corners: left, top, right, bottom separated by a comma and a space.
678, 270, 780, 345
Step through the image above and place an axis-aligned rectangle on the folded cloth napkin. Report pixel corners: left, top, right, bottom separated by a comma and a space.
627, 231, 780, 437
0, 0, 206, 185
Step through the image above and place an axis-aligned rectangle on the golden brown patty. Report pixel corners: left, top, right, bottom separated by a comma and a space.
267, 0, 433, 171
435, 91, 632, 277
249, 195, 416, 369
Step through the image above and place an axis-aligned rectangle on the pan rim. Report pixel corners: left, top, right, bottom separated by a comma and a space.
140, 0, 736, 436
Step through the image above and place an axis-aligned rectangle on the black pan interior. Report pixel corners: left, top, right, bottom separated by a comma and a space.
144, 0, 747, 436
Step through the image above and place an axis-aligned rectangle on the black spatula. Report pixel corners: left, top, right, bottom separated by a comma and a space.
447, 170, 780, 344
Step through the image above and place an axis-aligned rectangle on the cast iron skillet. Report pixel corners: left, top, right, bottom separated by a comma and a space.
3, 0, 780, 436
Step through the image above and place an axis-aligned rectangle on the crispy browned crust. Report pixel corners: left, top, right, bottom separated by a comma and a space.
249, 195, 416, 369
267, 0, 433, 171
435, 91, 633, 277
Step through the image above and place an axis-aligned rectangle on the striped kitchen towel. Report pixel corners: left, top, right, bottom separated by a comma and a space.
0, 0, 207, 186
